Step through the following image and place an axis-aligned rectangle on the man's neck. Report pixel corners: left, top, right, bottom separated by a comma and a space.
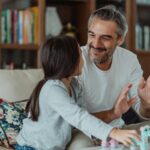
96, 60, 112, 71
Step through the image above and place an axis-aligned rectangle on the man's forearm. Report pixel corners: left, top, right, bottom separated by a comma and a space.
92, 108, 120, 123
140, 103, 150, 118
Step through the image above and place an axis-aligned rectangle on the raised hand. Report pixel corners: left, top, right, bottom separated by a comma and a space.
109, 128, 140, 147
138, 76, 150, 118
112, 84, 136, 118
138, 76, 150, 106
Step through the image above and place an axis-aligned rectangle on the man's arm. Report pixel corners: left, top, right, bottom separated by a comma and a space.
139, 104, 150, 118
93, 84, 136, 123
92, 109, 118, 123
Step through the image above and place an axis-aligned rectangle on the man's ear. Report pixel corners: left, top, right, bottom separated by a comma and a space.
117, 36, 125, 45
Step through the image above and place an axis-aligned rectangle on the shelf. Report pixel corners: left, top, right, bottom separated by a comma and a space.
0, 44, 39, 51
135, 50, 150, 55
2, 0, 38, 10
137, 3, 150, 13
0, 0, 95, 68
96, 0, 125, 8
46, 0, 86, 3
137, 3, 150, 7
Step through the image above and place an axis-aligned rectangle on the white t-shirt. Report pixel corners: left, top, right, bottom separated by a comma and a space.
79, 45, 143, 127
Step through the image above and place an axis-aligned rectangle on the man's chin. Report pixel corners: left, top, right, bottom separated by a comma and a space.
94, 58, 109, 65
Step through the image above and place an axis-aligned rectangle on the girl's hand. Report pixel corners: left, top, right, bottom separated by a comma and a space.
109, 128, 140, 147
112, 84, 136, 118
138, 76, 150, 118
138, 76, 150, 106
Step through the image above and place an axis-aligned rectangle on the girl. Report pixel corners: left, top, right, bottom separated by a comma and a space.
15, 35, 140, 150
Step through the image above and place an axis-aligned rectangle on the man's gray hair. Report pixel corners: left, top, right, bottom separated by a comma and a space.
88, 5, 128, 37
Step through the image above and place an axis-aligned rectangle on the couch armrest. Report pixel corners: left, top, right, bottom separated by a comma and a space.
0, 69, 43, 102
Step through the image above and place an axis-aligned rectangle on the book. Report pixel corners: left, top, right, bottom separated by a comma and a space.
30, 7, 39, 44
5, 9, 12, 43
1, 10, 6, 43
18, 10, 23, 44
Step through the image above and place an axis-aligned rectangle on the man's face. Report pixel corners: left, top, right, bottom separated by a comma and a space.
87, 18, 123, 69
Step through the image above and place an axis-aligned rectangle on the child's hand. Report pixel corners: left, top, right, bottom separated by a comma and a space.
109, 128, 140, 147
112, 84, 136, 118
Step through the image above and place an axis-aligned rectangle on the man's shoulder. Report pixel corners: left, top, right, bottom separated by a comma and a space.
115, 46, 140, 69
80, 45, 90, 62
81, 45, 88, 54
116, 46, 137, 59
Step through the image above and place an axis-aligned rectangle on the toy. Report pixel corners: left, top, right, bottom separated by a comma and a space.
101, 139, 118, 148
101, 125, 150, 150
131, 125, 150, 150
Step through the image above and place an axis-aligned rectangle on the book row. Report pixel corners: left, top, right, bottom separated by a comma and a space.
1, 7, 39, 44
136, 24, 150, 51
1, 6, 63, 45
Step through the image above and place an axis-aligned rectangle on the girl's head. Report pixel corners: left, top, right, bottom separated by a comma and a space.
26, 35, 83, 121
41, 35, 83, 79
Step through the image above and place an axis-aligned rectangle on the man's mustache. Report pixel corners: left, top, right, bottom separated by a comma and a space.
90, 45, 107, 52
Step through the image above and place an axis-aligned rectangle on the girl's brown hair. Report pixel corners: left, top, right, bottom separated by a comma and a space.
26, 35, 80, 121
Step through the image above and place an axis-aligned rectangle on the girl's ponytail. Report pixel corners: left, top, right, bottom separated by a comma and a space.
25, 79, 47, 121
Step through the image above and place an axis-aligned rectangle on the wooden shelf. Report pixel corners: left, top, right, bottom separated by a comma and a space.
137, 3, 150, 7
0, 44, 39, 51
2, 0, 38, 10
0, 0, 95, 68
46, 0, 87, 3
135, 50, 150, 55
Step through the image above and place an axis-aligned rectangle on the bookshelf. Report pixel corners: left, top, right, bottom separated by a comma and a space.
0, 0, 45, 69
0, 0, 96, 69
126, 0, 150, 78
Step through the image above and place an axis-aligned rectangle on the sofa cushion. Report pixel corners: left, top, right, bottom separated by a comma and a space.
0, 99, 27, 148
0, 69, 43, 102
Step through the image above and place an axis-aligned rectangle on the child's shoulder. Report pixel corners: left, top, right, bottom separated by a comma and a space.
44, 79, 66, 91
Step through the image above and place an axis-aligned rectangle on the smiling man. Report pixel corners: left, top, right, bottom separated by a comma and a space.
67, 5, 150, 150
88, 18, 121, 70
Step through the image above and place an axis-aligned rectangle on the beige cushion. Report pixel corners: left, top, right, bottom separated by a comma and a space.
0, 146, 9, 150
0, 69, 44, 102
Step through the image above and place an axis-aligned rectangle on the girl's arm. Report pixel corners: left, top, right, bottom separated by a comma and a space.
46, 84, 140, 145
47, 84, 113, 141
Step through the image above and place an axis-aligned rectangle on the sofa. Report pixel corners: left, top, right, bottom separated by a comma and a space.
0, 69, 100, 150
0, 69, 43, 150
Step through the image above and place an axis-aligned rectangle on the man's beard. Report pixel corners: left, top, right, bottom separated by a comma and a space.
93, 53, 111, 65
88, 44, 112, 65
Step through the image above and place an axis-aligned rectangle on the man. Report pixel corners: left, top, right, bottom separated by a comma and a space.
68, 5, 150, 149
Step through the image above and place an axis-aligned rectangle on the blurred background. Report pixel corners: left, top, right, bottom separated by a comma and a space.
0, 0, 149, 78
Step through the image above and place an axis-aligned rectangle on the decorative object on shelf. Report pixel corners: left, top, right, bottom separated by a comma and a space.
2, 62, 14, 70
22, 62, 27, 69
45, 7, 63, 37
62, 22, 77, 38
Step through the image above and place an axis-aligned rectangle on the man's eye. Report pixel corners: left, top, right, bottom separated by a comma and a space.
102, 37, 112, 40
89, 34, 95, 37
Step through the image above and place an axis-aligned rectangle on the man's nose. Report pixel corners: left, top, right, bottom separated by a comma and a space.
93, 38, 103, 48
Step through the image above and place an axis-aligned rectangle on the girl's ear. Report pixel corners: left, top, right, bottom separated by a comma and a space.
117, 36, 125, 46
